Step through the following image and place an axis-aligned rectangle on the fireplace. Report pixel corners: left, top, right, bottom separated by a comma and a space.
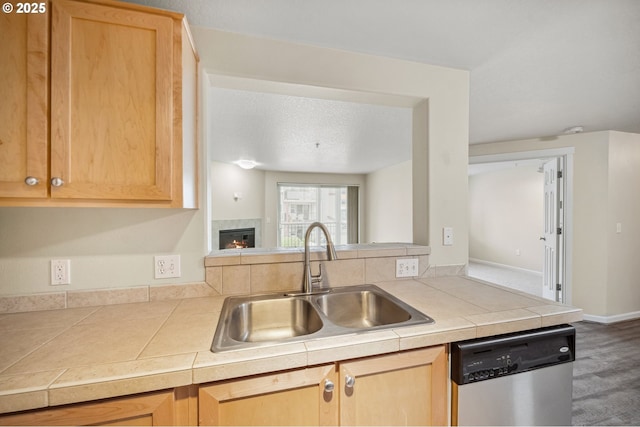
219, 228, 256, 250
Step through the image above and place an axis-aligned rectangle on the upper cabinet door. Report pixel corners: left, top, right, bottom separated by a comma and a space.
50, 0, 174, 201
0, 9, 48, 198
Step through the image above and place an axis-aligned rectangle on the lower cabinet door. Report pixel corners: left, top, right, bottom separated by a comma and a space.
0, 387, 194, 426
338, 346, 448, 426
198, 364, 338, 426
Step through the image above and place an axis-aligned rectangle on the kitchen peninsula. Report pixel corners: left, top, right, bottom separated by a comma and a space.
0, 245, 582, 425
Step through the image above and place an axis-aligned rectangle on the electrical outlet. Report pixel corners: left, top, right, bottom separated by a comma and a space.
443, 227, 454, 246
154, 255, 181, 279
396, 258, 419, 278
51, 259, 71, 285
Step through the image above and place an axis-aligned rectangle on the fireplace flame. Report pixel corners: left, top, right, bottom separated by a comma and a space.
226, 239, 250, 249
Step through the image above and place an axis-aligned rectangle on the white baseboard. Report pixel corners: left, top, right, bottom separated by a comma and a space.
468, 258, 542, 277
582, 310, 640, 325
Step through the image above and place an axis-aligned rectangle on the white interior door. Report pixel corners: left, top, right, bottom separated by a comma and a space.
542, 158, 560, 301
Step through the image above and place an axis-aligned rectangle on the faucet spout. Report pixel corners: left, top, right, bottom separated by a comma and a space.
302, 222, 338, 294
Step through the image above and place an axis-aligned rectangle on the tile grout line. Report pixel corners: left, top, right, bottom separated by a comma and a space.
0, 306, 101, 376
133, 301, 181, 360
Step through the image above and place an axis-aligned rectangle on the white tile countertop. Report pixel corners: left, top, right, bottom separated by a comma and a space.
0, 276, 582, 414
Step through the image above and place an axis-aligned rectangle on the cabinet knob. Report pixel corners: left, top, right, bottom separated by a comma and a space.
51, 177, 64, 187
345, 375, 355, 389
24, 176, 40, 186
324, 379, 335, 393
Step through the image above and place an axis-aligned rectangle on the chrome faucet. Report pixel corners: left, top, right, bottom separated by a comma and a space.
302, 222, 338, 294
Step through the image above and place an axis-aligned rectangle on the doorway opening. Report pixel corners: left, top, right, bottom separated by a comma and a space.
468, 148, 574, 304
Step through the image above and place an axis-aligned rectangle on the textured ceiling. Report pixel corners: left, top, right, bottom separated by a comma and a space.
124, 0, 640, 172
209, 88, 412, 174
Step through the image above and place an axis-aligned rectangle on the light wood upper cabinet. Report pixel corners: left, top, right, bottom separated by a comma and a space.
0, 0, 198, 208
199, 365, 338, 426
339, 346, 448, 426
0, 7, 49, 198
51, 0, 174, 202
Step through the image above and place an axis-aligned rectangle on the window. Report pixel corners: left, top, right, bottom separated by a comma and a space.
278, 184, 358, 247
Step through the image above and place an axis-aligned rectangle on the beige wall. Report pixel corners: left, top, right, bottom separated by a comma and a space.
606, 132, 640, 318
469, 165, 544, 271
365, 160, 413, 243
0, 208, 207, 295
0, 28, 469, 298
0, 66, 210, 297
194, 27, 470, 269
470, 131, 640, 321
211, 160, 416, 247
210, 161, 266, 220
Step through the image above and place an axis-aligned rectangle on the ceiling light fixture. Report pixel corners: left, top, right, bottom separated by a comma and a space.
563, 126, 584, 134
235, 159, 258, 170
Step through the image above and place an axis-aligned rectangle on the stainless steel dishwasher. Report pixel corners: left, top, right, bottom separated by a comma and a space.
451, 324, 575, 426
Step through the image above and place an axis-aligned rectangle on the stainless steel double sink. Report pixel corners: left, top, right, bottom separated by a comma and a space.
211, 284, 435, 352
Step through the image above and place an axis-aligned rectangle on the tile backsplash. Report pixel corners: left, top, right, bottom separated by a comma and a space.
205, 244, 439, 295
0, 282, 218, 314
0, 244, 468, 314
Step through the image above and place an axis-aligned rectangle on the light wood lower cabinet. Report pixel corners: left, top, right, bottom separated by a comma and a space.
198, 346, 447, 426
339, 346, 448, 426
0, 346, 447, 426
0, 386, 197, 426
198, 364, 338, 426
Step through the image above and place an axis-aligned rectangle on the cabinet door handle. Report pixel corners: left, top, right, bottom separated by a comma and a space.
24, 176, 40, 186
324, 379, 335, 393
345, 375, 355, 389
51, 177, 64, 187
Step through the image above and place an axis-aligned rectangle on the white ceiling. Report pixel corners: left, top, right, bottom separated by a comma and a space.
125, 0, 640, 173
209, 87, 413, 174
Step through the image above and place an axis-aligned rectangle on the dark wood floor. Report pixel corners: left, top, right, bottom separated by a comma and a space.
572, 319, 640, 425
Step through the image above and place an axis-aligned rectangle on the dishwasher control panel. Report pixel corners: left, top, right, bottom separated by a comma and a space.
451, 324, 575, 385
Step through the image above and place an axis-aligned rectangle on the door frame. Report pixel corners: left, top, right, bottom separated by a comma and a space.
542, 157, 561, 301
469, 147, 574, 304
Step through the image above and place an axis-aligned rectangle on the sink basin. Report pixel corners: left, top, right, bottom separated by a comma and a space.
212, 284, 434, 352
315, 290, 411, 328
227, 298, 323, 342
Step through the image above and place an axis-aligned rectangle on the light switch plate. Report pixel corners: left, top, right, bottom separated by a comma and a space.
154, 255, 181, 279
